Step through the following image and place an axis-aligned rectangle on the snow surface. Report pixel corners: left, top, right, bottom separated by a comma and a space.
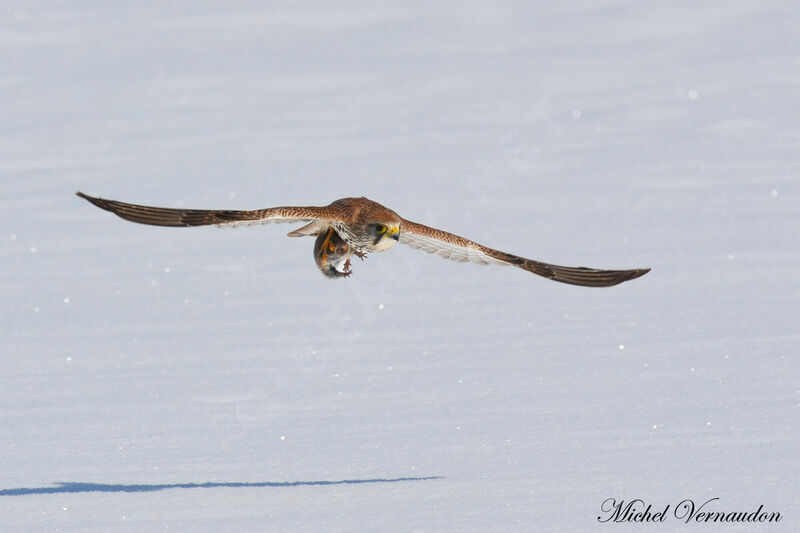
2, 1, 798, 531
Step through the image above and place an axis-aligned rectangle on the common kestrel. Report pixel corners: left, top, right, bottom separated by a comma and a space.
76, 192, 649, 287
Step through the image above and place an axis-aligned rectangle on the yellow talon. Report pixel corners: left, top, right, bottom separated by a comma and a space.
320, 228, 335, 262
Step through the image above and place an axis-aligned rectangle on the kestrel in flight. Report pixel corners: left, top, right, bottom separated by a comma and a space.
76, 192, 650, 287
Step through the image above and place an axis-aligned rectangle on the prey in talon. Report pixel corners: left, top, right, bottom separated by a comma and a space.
314, 227, 355, 278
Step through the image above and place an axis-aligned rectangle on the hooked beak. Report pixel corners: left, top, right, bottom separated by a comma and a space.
388, 227, 400, 240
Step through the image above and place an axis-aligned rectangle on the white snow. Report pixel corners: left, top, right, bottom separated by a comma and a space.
2, 1, 798, 531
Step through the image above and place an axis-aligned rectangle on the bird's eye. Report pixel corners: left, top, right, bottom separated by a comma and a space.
375, 224, 387, 234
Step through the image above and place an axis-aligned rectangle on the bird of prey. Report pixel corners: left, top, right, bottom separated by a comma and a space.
76, 192, 649, 287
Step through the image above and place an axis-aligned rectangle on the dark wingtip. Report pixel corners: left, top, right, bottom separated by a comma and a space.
76, 191, 112, 212
603, 267, 650, 286
76, 191, 94, 203
545, 264, 651, 287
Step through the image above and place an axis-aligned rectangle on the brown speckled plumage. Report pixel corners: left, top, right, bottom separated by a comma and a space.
76, 192, 650, 287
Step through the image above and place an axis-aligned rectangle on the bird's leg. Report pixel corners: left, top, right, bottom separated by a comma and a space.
353, 250, 368, 261
319, 227, 336, 262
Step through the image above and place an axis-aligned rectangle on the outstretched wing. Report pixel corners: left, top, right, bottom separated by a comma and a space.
76, 192, 344, 229
399, 218, 649, 287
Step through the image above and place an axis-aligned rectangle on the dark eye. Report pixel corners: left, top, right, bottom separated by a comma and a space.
375, 224, 387, 234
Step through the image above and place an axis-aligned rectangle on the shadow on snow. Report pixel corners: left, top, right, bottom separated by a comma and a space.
0, 477, 442, 496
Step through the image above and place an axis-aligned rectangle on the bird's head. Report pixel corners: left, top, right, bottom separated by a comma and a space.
369, 221, 401, 251
350, 198, 402, 252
